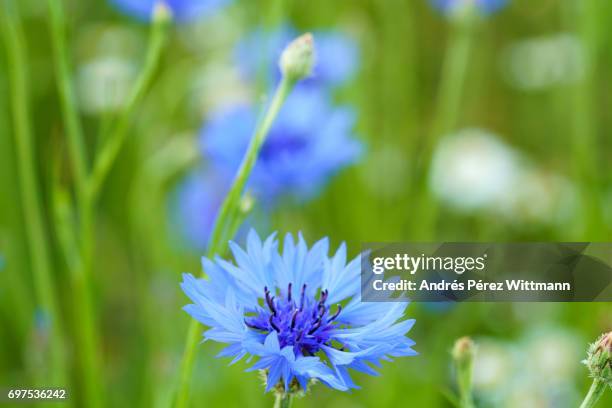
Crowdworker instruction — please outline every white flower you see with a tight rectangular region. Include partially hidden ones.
[430,128,520,211]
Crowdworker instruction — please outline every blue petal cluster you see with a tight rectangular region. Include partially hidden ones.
[431,0,508,15]
[181,231,416,392]
[109,0,231,22]
[201,87,362,201]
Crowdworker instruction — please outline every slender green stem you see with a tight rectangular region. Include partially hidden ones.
[46,2,105,405]
[456,362,475,408]
[565,0,605,240]
[46,0,88,201]
[207,76,295,256]
[274,393,294,408]
[173,75,297,408]
[579,378,607,408]
[71,261,103,408]
[266,0,285,28]
[453,337,476,408]
[89,9,170,199]
[51,162,80,273]
[413,17,475,239]
[433,21,474,142]
[0,0,67,387]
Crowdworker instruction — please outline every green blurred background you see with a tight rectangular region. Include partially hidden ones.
[1,0,611,407]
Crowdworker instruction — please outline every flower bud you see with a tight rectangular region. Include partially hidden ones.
[153,1,173,24]
[453,336,476,365]
[584,332,612,387]
[279,33,315,82]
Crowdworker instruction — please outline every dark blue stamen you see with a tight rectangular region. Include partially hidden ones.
[299,284,306,311]
[248,282,342,355]
[328,304,342,322]
[291,310,299,329]
[318,303,326,316]
[269,315,280,332]
[308,319,322,334]
[319,289,328,303]
[264,287,277,315]
[244,319,266,331]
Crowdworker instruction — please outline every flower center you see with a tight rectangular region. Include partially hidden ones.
[245,283,343,356]
[259,133,308,162]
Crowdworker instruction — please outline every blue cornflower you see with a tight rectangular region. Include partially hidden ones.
[235,25,360,88]
[109,0,231,22]
[431,0,508,15]
[181,231,416,392]
[201,87,362,201]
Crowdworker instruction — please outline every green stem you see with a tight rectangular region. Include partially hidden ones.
[0,0,67,387]
[413,16,475,239]
[433,21,474,142]
[89,8,170,199]
[46,0,88,201]
[453,337,476,408]
[206,75,296,256]
[46,2,104,405]
[566,0,605,240]
[579,378,607,408]
[172,75,297,408]
[71,259,103,408]
[456,362,475,408]
[274,393,294,408]
[69,193,104,408]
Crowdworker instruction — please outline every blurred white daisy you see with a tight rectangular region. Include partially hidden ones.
[430,128,520,211]
[430,128,577,226]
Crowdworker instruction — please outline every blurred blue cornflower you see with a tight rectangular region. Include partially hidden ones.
[173,29,362,248]
[109,0,231,22]
[201,87,362,201]
[181,231,416,392]
[431,0,508,16]
[235,24,360,88]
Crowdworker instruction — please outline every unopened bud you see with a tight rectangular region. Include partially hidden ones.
[453,336,475,365]
[584,332,612,387]
[153,1,173,24]
[279,33,315,82]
